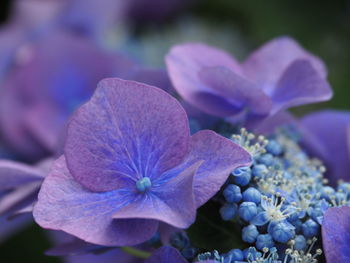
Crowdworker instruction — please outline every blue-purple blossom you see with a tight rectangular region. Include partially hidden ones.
[301,110,350,185]
[165,37,332,127]
[33,78,252,246]
[322,206,350,262]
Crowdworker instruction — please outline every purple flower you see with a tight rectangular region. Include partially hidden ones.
[144,246,187,263]
[301,110,350,185]
[33,78,251,246]
[166,36,332,127]
[0,158,52,217]
[322,206,350,262]
[0,30,133,160]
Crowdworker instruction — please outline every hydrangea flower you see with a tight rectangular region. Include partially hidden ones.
[0,30,130,159]
[322,206,350,263]
[165,37,332,127]
[33,78,252,246]
[301,110,350,185]
[0,158,52,217]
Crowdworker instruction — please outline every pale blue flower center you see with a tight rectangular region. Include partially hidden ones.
[136,177,152,193]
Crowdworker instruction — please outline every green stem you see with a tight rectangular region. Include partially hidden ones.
[121,246,151,259]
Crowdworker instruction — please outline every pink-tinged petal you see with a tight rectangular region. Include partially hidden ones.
[166,43,242,117]
[0,160,45,191]
[271,60,332,114]
[322,206,350,263]
[145,246,187,263]
[188,130,252,207]
[65,78,190,192]
[301,110,350,184]
[243,36,327,94]
[112,162,200,229]
[33,156,159,246]
[199,67,272,116]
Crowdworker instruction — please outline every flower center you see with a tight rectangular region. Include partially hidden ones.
[136,177,152,193]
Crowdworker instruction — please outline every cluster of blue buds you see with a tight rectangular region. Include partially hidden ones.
[195,127,350,262]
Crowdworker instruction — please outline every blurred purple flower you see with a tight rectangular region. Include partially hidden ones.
[166,36,332,127]
[0,30,133,160]
[0,158,52,217]
[33,78,251,246]
[301,110,350,185]
[144,246,187,263]
[322,206,350,263]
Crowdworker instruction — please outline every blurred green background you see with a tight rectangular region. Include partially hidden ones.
[0,0,349,262]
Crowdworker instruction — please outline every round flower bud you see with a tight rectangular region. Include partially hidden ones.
[256,234,274,250]
[302,219,319,238]
[238,202,258,222]
[266,140,283,156]
[242,187,261,204]
[242,225,259,243]
[220,203,238,221]
[270,221,295,243]
[294,235,307,250]
[232,167,252,186]
[223,184,242,203]
[252,164,268,178]
[257,153,274,166]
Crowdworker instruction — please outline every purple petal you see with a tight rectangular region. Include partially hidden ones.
[166,43,243,117]
[33,156,159,246]
[65,78,190,192]
[271,60,332,114]
[243,36,327,94]
[199,66,272,116]
[252,111,298,135]
[322,206,350,263]
[0,160,45,191]
[145,246,187,263]
[0,181,40,216]
[112,162,200,229]
[187,130,252,207]
[301,110,350,184]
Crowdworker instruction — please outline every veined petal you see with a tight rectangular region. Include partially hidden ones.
[33,156,158,246]
[112,162,200,229]
[166,43,242,117]
[271,60,332,114]
[322,206,350,263]
[243,36,327,94]
[65,78,190,192]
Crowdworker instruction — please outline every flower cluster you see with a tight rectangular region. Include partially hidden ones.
[0,3,349,262]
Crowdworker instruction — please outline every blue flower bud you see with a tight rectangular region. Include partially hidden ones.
[220,203,238,221]
[256,234,274,250]
[302,219,319,238]
[257,153,274,166]
[242,187,261,204]
[181,247,197,259]
[227,248,244,261]
[238,202,258,222]
[242,225,259,243]
[270,221,295,243]
[266,140,283,156]
[223,184,242,203]
[232,167,252,186]
[252,164,268,178]
[293,235,307,250]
